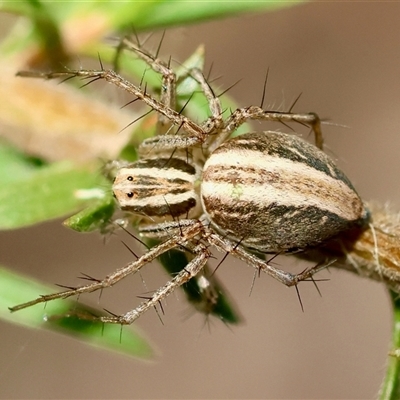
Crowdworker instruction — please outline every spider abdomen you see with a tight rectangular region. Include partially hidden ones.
[201,131,369,253]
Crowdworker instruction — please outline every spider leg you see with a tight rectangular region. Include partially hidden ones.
[207,231,325,287]
[120,37,177,132]
[137,68,228,155]
[17,69,206,147]
[190,68,223,124]
[120,38,223,135]
[9,220,203,313]
[99,242,211,325]
[212,105,323,151]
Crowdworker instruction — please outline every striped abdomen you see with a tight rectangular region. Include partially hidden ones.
[201,131,369,253]
[113,158,200,218]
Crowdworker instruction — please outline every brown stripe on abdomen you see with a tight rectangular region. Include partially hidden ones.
[201,132,368,252]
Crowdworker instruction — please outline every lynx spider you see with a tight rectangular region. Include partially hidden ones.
[11,37,366,325]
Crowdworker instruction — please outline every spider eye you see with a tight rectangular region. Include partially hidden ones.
[127,176,133,181]
[127,192,134,198]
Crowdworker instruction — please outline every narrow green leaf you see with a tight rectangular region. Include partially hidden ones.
[0,1,35,14]
[106,1,299,31]
[1,0,299,34]
[0,161,107,229]
[64,196,116,233]
[1,266,154,359]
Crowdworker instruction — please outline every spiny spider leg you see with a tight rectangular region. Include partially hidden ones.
[9,220,204,313]
[214,106,323,153]
[16,68,206,145]
[17,68,322,152]
[100,243,211,325]
[207,231,324,287]
[98,221,327,325]
[190,68,223,122]
[140,220,324,286]
[120,36,224,143]
[119,37,177,130]
[138,68,227,158]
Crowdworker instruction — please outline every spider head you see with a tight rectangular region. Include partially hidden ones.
[113,157,202,219]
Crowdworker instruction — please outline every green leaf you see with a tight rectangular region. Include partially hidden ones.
[13,1,295,32]
[0,266,154,359]
[64,196,116,233]
[1,1,303,62]
[0,0,36,14]
[0,157,108,230]
[106,1,298,31]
